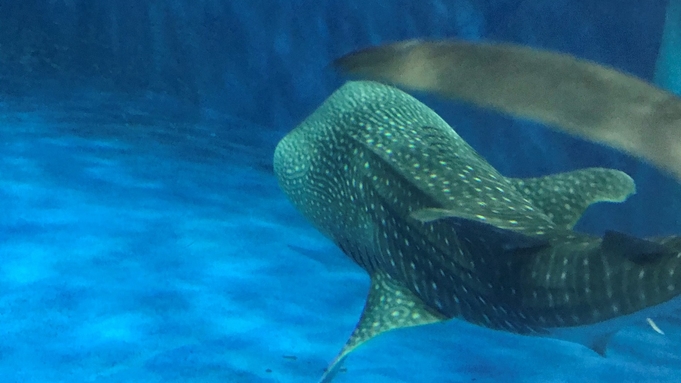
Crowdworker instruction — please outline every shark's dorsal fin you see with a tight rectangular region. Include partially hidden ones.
[602,230,668,264]
[509,168,635,229]
[319,272,445,383]
[587,331,615,357]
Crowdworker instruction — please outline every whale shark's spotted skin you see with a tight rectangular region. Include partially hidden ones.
[273,81,681,382]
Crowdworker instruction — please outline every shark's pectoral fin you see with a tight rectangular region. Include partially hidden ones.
[319,271,445,383]
[509,168,635,229]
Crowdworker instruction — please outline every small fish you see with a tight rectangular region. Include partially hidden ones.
[273,81,681,382]
[646,318,665,335]
[334,39,681,182]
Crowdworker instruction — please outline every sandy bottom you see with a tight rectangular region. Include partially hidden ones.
[0,91,679,383]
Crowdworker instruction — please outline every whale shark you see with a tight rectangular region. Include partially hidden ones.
[273,81,681,382]
[333,39,681,182]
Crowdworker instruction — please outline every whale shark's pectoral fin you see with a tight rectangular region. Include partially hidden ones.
[319,271,445,383]
[509,168,635,229]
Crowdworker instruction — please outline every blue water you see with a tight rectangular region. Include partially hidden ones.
[1,1,680,382]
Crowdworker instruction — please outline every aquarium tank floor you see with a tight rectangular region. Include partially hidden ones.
[1,88,680,383]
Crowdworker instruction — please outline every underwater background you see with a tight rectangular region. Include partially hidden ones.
[1,1,680,382]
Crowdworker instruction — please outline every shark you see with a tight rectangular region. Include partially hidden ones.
[273,80,681,382]
[333,39,681,182]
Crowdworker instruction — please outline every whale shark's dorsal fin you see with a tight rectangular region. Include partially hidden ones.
[586,331,615,357]
[409,167,635,232]
[509,168,636,229]
[319,271,445,383]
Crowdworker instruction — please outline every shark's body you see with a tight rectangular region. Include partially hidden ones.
[334,39,681,182]
[273,81,681,382]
